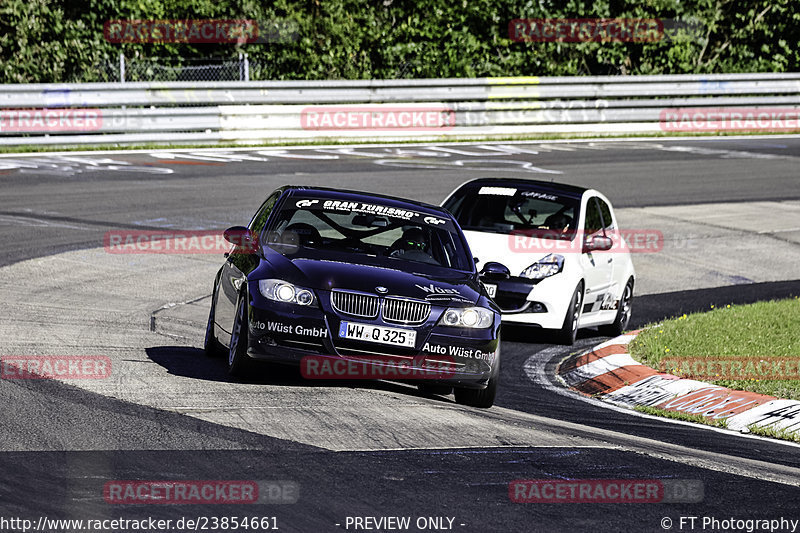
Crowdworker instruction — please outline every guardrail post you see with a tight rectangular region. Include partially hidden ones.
[119,52,125,83]
[244,53,250,82]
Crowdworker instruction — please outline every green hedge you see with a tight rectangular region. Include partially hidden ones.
[1,0,797,83]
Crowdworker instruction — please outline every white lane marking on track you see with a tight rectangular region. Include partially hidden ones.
[758,226,800,234]
[153,151,269,162]
[255,150,339,159]
[428,145,540,156]
[373,158,563,174]
[656,144,784,159]
[0,138,791,177]
[313,148,379,157]
[0,214,89,230]
[0,156,174,175]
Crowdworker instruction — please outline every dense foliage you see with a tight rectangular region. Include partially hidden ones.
[1,0,797,82]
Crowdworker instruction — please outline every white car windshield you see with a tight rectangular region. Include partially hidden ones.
[444,185,580,240]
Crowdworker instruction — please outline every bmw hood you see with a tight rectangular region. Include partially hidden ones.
[266,253,481,306]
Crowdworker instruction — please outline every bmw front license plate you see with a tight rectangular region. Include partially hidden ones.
[338,321,416,348]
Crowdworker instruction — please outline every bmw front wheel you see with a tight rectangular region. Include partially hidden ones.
[228,289,255,377]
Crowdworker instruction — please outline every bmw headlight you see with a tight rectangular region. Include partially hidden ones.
[439,307,494,328]
[520,253,564,280]
[258,279,316,306]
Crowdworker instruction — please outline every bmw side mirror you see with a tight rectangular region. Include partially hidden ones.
[223,226,259,253]
[584,235,613,252]
[480,261,511,279]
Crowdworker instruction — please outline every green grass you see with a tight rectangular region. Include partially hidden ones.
[1,129,798,154]
[634,405,728,428]
[629,297,800,400]
[747,424,800,443]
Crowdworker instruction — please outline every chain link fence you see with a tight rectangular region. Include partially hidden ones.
[96,54,252,82]
[93,54,419,83]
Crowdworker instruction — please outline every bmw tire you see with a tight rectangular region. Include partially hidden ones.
[454,346,500,409]
[228,289,255,377]
[204,282,224,358]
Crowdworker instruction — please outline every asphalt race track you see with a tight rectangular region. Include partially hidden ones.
[1,137,800,532]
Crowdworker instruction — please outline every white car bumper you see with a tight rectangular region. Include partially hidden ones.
[485,275,576,330]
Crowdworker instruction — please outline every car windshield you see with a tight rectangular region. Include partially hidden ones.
[444,184,581,240]
[264,196,473,271]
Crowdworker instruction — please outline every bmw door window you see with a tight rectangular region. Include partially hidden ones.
[250,191,282,233]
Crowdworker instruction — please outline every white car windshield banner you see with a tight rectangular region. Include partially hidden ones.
[478,186,517,196]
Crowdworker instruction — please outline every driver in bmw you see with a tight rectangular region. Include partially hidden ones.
[390,226,435,264]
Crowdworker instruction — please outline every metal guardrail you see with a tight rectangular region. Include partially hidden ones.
[1,73,799,146]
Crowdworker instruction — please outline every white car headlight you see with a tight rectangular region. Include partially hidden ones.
[439,307,494,328]
[520,253,564,280]
[259,279,316,306]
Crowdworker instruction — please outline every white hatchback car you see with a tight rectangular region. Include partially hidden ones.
[442,178,635,344]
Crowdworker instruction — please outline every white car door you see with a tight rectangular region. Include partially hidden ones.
[595,195,626,308]
[579,196,615,315]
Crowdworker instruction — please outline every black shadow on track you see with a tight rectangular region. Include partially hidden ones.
[145,346,460,404]
[2,446,799,532]
[631,279,800,328]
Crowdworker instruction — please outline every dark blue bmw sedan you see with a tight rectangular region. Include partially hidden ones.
[205,186,501,407]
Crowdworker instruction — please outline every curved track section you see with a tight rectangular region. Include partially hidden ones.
[2,138,800,531]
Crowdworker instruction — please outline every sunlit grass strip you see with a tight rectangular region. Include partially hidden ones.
[629,297,800,400]
[747,424,800,443]
[634,405,728,428]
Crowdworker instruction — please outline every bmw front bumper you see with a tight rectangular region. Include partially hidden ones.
[245,298,500,389]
